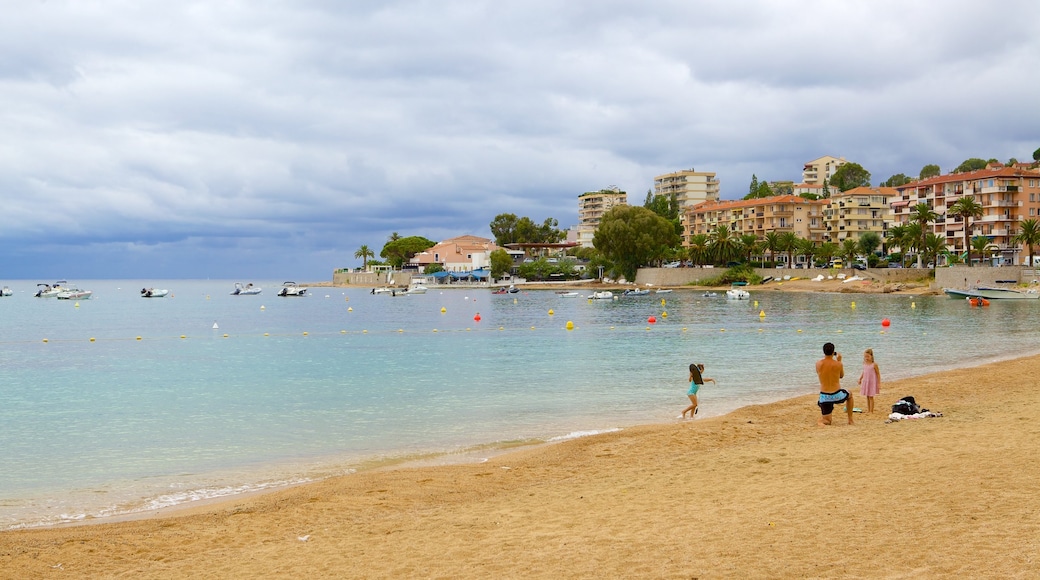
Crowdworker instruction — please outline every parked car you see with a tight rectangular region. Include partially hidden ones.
[663,261,681,268]
[852,264,867,271]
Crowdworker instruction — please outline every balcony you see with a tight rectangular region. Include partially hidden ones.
[978,186,1019,194]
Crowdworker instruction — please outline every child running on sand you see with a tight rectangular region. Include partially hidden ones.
[681,363,716,419]
[858,348,881,413]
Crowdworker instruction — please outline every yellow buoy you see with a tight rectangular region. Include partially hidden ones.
[441,307,446,313]
[42,338,48,343]
[548,309,554,316]
[797,329,803,333]
[661,299,666,306]
[682,327,687,332]
[264,332,269,336]
[180,335,186,339]
[89,337,95,342]
[661,311,668,318]
[362,329,368,333]
[433,329,438,333]
[754,300,759,307]
[851,301,856,309]
[759,310,765,318]
[566,321,574,330]
[340,330,346,334]
[398,329,403,333]
[74,302,80,308]
[303,331,308,336]
[223,333,228,338]
[260,305,266,310]
[347,307,352,312]
[136,336,143,341]
[911,302,916,309]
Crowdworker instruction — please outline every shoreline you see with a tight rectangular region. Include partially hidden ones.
[4,353,1040,577]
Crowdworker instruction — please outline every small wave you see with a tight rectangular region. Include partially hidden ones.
[142,477,315,511]
[547,428,621,442]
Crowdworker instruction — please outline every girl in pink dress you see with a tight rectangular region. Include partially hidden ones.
[857,348,881,413]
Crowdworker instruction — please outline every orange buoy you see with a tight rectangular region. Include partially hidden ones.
[881,318,891,327]
[474,313,481,322]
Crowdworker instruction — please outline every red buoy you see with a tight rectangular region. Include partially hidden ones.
[474,313,481,322]
[648,316,657,324]
[881,318,891,327]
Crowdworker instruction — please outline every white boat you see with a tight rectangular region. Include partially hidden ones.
[726,288,751,300]
[623,288,651,296]
[141,288,169,298]
[702,291,718,297]
[35,281,68,298]
[277,282,307,297]
[943,286,1039,300]
[401,284,428,295]
[371,287,397,295]
[57,288,93,300]
[231,282,262,296]
[654,289,673,294]
[556,291,580,298]
[0,286,12,297]
[588,291,614,300]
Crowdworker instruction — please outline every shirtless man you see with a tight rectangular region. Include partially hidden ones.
[815,342,853,426]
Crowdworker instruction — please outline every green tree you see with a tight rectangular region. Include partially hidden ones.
[948,196,985,266]
[1014,218,1040,266]
[643,189,682,236]
[778,231,800,269]
[1033,147,1040,162]
[908,203,939,267]
[829,162,872,192]
[923,233,947,268]
[687,234,710,267]
[354,245,374,270]
[857,231,882,259]
[738,233,760,265]
[920,164,941,179]
[970,235,992,266]
[882,174,911,187]
[424,262,444,274]
[840,238,859,266]
[748,174,759,198]
[593,206,679,281]
[380,236,436,268]
[763,232,781,266]
[954,158,988,173]
[796,238,817,268]
[489,248,513,279]
[489,214,564,246]
[708,224,741,265]
[903,223,923,267]
[886,224,908,260]
[817,242,838,266]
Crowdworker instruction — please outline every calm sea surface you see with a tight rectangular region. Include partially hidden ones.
[1,279,1036,529]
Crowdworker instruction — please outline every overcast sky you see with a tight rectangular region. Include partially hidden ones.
[3,1,1038,280]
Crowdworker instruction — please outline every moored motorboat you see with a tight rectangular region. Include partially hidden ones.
[277,282,307,296]
[622,288,651,296]
[231,283,262,295]
[57,288,93,300]
[556,291,580,297]
[0,286,12,297]
[141,288,169,298]
[943,286,1039,300]
[726,287,751,300]
[588,291,614,300]
[35,281,68,298]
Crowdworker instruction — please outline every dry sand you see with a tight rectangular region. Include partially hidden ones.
[3,354,1039,578]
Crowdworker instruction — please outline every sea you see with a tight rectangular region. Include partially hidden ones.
[1,279,1037,530]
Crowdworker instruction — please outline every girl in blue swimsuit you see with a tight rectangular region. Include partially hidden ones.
[681,363,716,419]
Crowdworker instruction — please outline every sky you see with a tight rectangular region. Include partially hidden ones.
[3,1,1039,280]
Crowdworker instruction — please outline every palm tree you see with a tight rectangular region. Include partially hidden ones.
[796,238,817,268]
[778,231,800,269]
[1014,218,1040,266]
[687,234,709,267]
[764,232,781,267]
[708,225,739,265]
[948,196,984,266]
[817,242,839,266]
[970,235,992,267]
[840,238,858,266]
[908,203,939,267]
[738,233,760,265]
[354,245,374,270]
[902,223,923,267]
[886,224,908,264]
[923,233,947,269]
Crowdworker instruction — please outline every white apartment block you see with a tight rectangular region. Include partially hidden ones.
[653,168,720,208]
[577,187,628,248]
[802,156,847,186]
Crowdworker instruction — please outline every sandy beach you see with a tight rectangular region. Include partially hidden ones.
[3,351,1038,578]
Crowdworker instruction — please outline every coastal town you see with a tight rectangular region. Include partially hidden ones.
[338,154,1040,295]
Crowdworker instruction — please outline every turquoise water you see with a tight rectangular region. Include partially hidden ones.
[1,280,1036,528]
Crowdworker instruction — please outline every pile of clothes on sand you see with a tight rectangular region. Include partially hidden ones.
[885,396,943,423]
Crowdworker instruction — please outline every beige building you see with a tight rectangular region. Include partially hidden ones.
[823,186,898,244]
[577,187,627,248]
[891,164,1040,264]
[653,168,721,208]
[686,195,828,253]
[802,155,847,186]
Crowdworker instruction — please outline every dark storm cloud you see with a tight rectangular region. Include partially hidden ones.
[1,0,1038,279]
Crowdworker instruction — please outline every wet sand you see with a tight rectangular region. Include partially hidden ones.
[3,352,1039,578]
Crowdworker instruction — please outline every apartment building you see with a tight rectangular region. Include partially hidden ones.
[577,187,627,248]
[891,164,1040,264]
[802,156,847,186]
[685,195,828,255]
[654,168,721,208]
[823,186,898,244]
